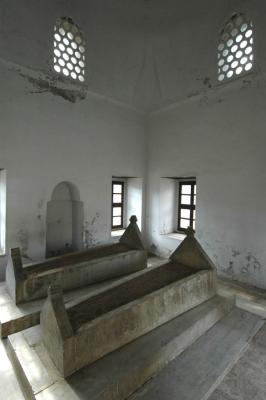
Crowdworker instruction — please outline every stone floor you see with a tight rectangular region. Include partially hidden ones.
[209,323,266,400]
[130,309,264,400]
[0,339,24,399]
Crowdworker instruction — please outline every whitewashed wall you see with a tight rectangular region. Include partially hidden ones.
[0,62,145,280]
[145,0,266,289]
[146,75,266,289]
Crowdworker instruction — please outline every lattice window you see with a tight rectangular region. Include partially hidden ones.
[54,17,85,82]
[218,13,253,82]
[177,181,196,232]
[112,181,124,230]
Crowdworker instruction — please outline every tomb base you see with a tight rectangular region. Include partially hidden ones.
[7,296,233,400]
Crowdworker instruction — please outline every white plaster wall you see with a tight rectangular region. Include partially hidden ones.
[144,0,266,289]
[147,75,266,289]
[159,178,177,235]
[127,178,143,230]
[0,63,145,280]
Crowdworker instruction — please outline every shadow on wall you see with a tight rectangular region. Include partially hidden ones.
[46,182,84,258]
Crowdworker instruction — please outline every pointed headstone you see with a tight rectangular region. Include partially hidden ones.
[9,248,24,281]
[170,227,216,270]
[119,215,145,250]
[42,284,73,339]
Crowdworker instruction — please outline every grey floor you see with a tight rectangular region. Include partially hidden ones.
[130,309,265,400]
[209,323,266,400]
[0,340,24,400]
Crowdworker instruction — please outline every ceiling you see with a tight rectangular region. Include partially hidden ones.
[0,0,262,112]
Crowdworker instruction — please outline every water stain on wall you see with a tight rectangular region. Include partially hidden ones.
[223,249,262,278]
[16,229,32,261]
[232,249,241,257]
[83,213,101,248]
[203,77,212,89]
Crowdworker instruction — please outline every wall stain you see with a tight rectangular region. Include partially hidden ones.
[49,242,74,258]
[150,243,158,253]
[199,95,209,106]
[222,249,262,279]
[228,260,234,275]
[187,91,200,99]
[21,73,86,103]
[37,199,45,209]
[242,79,252,87]
[232,249,241,257]
[241,265,250,275]
[16,229,33,261]
[203,77,212,89]
[83,213,101,248]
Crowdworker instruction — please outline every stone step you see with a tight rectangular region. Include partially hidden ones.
[129,308,264,400]
[0,339,25,400]
[218,277,266,318]
[7,295,232,400]
[209,322,266,400]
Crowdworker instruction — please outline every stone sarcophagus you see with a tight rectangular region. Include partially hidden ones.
[6,216,147,304]
[40,228,217,377]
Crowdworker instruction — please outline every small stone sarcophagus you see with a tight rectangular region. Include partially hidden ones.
[40,228,217,377]
[6,216,147,304]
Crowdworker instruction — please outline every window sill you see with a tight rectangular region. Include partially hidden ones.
[111,229,125,238]
[161,232,186,241]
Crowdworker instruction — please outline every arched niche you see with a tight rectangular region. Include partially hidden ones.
[46,181,84,257]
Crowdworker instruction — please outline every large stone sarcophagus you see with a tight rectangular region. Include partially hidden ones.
[40,228,217,377]
[6,216,147,304]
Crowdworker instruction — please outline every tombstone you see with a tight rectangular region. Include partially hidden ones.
[40,227,216,377]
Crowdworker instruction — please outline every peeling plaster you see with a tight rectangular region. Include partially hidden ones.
[21,73,87,103]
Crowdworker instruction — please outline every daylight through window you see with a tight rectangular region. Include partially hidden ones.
[178,181,196,232]
[218,13,253,82]
[54,17,85,82]
[112,181,124,230]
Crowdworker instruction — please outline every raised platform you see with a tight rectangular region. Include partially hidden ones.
[7,296,233,400]
[6,215,146,304]
[0,339,24,400]
[218,277,266,318]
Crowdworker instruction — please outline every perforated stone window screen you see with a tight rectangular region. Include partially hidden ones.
[218,14,253,82]
[54,17,85,82]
